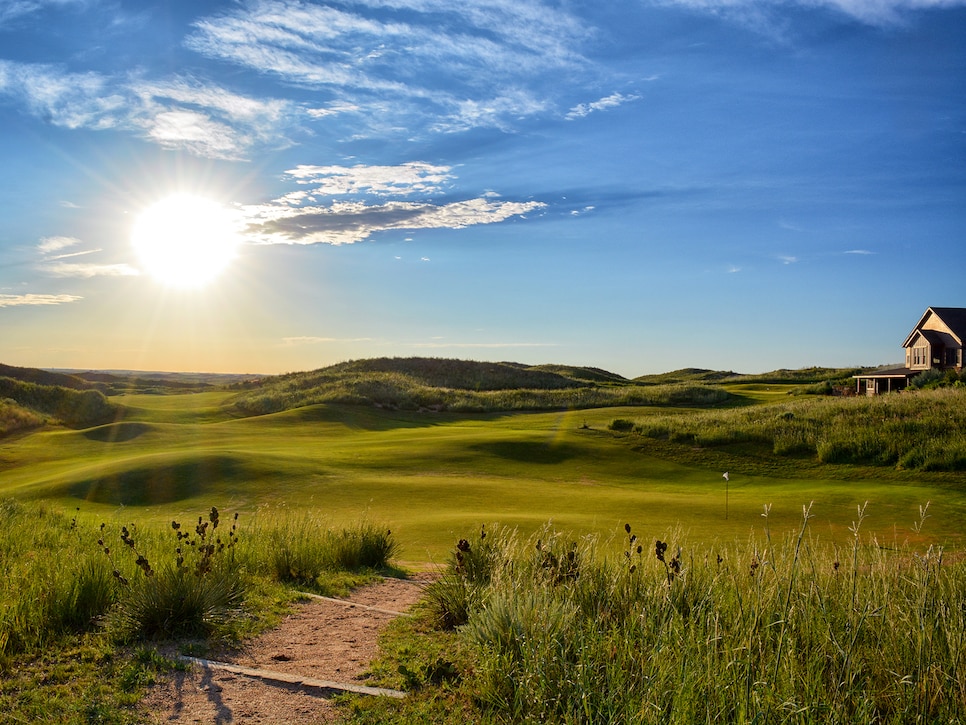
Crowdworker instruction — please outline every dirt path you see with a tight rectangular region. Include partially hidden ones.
[139,578,427,724]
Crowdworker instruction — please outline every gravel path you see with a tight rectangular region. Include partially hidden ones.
[138,578,427,724]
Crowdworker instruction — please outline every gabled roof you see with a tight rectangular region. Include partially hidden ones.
[902,307,966,348]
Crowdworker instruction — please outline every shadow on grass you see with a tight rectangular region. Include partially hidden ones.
[63,454,247,506]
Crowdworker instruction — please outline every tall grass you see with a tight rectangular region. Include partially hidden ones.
[0,398,45,436]
[0,500,115,658]
[432,512,966,724]
[626,387,966,472]
[0,501,400,659]
[245,512,399,588]
[0,377,115,428]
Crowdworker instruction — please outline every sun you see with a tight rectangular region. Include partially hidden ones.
[131,194,242,288]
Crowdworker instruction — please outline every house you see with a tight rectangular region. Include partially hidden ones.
[853,306,966,395]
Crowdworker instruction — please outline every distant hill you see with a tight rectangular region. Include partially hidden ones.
[311,357,595,391]
[227,356,733,415]
[634,366,871,386]
[634,368,742,385]
[0,363,102,391]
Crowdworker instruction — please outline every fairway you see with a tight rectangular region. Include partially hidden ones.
[1,391,963,562]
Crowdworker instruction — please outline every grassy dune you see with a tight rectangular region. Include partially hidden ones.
[2,387,964,559]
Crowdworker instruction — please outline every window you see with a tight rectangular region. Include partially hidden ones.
[912,346,928,367]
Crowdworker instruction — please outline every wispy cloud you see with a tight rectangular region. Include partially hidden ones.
[185,0,591,135]
[406,340,558,349]
[36,235,139,278]
[0,0,86,25]
[42,262,139,278]
[282,336,374,345]
[0,293,82,307]
[653,0,966,29]
[0,61,300,159]
[37,236,81,254]
[286,162,454,196]
[566,92,641,120]
[778,255,798,264]
[243,162,545,245]
[844,249,875,255]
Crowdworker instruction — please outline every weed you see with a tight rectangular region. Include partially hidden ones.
[100,507,246,641]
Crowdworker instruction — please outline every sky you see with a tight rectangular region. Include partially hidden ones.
[0,0,964,378]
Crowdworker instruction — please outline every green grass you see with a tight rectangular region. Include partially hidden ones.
[2,393,965,560]
[0,498,400,723]
[2,374,965,723]
[352,518,966,724]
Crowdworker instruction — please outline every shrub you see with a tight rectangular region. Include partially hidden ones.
[608,418,634,432]
[100,507,246,642]
[909,368,945,390]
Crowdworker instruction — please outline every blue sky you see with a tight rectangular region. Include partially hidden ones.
[0,0,963,377]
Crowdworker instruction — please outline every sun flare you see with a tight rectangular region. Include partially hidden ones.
[131,194,242,288]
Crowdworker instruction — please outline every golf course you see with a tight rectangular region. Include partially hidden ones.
[1,358,964,723]
[2,360,964,558]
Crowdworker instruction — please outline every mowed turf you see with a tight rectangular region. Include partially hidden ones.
[1,391,963,561]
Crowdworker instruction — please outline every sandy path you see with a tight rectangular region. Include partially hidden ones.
[139,578,427,724]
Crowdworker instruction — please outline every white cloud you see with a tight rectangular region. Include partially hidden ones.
[406,340,558,349]
[185,0,591,136]
[240,161,546,245]
[286,162,454,196]
[282,336,374,345]
[844,249,874,255]
[306,102,360,118]
[42,262,139,278]
[244,196,546,245]
[566,92,641,120]
[0,293,82,307]
[0,0,87,25]
[653,0,966,28]
[37,236,82,254]
[0,61,300,160]
[778,255,798,264]
[45,248,99,261]
[36,236,139,277]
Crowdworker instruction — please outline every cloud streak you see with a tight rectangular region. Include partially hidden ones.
[42,262,139,278]
[0,293,82,307]
[653,0,966,28]
[566,92,641,120]
[35,235,139,278]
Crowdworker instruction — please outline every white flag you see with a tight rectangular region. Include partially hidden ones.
[723,472,729,481]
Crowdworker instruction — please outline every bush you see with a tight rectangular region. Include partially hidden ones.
[909,368,945,390]
[106,563,245,641]
[608,418,634,432]
[100,507,247,642]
